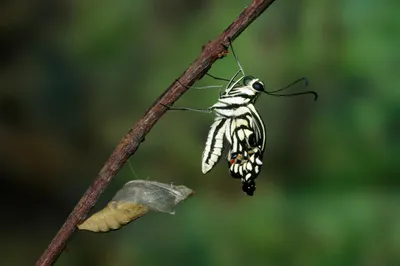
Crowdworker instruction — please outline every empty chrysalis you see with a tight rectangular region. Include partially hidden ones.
[78,180,194,232]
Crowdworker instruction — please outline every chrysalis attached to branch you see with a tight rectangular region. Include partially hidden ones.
[78,180,194,232]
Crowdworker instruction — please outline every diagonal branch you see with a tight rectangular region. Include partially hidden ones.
[35,0,276,265]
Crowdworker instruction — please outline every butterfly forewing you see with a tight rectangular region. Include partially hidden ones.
[202,117,230,174]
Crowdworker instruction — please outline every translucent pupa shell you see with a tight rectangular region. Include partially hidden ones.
[78,180,194,232]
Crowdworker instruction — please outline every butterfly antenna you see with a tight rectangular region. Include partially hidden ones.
[265,77,318,101]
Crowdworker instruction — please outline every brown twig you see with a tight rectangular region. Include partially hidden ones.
[36,0,276,265]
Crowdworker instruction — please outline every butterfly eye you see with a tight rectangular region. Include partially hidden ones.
[243,76,255,86]
[252,81,264,91]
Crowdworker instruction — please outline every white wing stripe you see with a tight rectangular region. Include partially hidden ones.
[202,117,229,174]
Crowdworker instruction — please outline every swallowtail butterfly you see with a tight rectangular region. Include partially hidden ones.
[164,38,318,196]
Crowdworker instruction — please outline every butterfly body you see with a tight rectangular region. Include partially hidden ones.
[166,39,317,195]
[201,76,267,195]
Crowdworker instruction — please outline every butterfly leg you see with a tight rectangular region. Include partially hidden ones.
[160,103,213,114]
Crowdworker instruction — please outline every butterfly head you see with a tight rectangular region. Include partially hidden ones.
[243,76,265,93]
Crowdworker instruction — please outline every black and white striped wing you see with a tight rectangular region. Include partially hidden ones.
[227,105,266,154]
[226,106,266,195]
[228,120,265,179]
[247,104,266,151]
[202,117,230,174]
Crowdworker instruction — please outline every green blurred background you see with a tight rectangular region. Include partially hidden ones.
[1,0,399,265]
